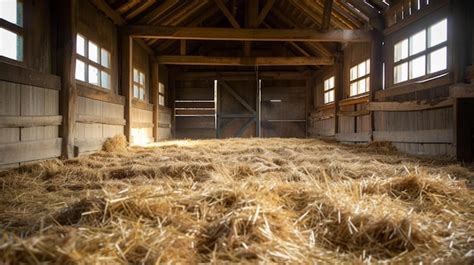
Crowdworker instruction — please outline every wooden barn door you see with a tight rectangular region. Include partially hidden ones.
[174,79,216,139]
[260,79,307,138]
[217,79,258,138]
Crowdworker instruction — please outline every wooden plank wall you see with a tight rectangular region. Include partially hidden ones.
[0,77,62,169]
[309,1,458,156]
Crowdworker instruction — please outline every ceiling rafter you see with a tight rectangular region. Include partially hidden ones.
[256,0,275,26]
[268,6,334,57]
[89,0,154,55]
[321,0,334,30]
[136,0,179,24]
[214,0,241,28]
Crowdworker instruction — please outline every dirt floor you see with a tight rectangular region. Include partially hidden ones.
[0,138,473,264]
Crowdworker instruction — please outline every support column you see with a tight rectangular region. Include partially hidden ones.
[334,57,343,135]
[57,0,78,158]
[151,61,160,142]
[369,31,384,141]
[121,35,133,143]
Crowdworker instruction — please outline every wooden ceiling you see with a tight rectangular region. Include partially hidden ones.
[97,0,391,58]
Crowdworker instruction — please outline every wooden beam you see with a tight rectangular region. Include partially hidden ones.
[373,129,453,144]
[214,0,240,28]
[0,116,62,128]
[156,55,334,66]
[450,83,474,98]
[337,109,370,117]
[321,0,333,30]
[368,98,454,112]
[0,61,61,90]
[123,26,372,42]
[57,0,77,159]
[76,114,126,126]
[121,35,133,142]
[335,132,371,142]
[77,84,125,105]
[256,0,275,26]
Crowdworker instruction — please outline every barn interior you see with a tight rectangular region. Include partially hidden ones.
[0,0,473,263]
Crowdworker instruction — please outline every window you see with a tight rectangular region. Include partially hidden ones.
[75,34,112,90]
[323,76,335,104]
[133,68,146,101]
[159,82,165,106]
[349,59,370,97]
[393,18,447,84]
[0,0,23,61]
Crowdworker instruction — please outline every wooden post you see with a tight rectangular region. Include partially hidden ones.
[151,61,160,142]
[57,0,77,158]
[121,35,133,143]
[334,57,343,135]
[244,0,258,57]
[369,31,384,141]
[180,40,186,56]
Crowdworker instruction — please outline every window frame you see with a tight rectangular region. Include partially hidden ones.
[133,68,146,101]
[75,33,112,91]
[392,18,448,86]
[158,82,165,106]
[349,59,371,97]
[323,76,335,104]
[0,0,24,65]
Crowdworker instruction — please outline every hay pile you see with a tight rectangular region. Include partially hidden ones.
[0,138,473,264]
[102,135,128,153]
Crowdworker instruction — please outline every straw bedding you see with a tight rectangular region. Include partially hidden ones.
[0,138,473,264]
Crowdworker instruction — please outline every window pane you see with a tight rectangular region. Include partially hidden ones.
[357,78,366,94]
[133,69,139,82]
[133,85,139,98]
[429,19,447,47]
[366,59,370,74]
[394,62,408,84]
[358,61,366,77]
[159,83,165,94]
[140,88,145,100]
[0,0,22,26]
[88,65,99,85]
[409,55,426,79]
[0,28,22,61]
[159,95,165,106]
[428,47,447,74]
[324,79,329,91]
[366,77,370,92]
[140,72,145,85]
[329,76,335,88]
[101,71,111,89]
[77,34,85,56]
[75,60,86,81]
[350,82,357,96]
[409,30,426,56]
[101,48,110,68]
[329,90,334,103]
[394,39,408,62]
[88,41,99,63]
[350,66,358,81]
